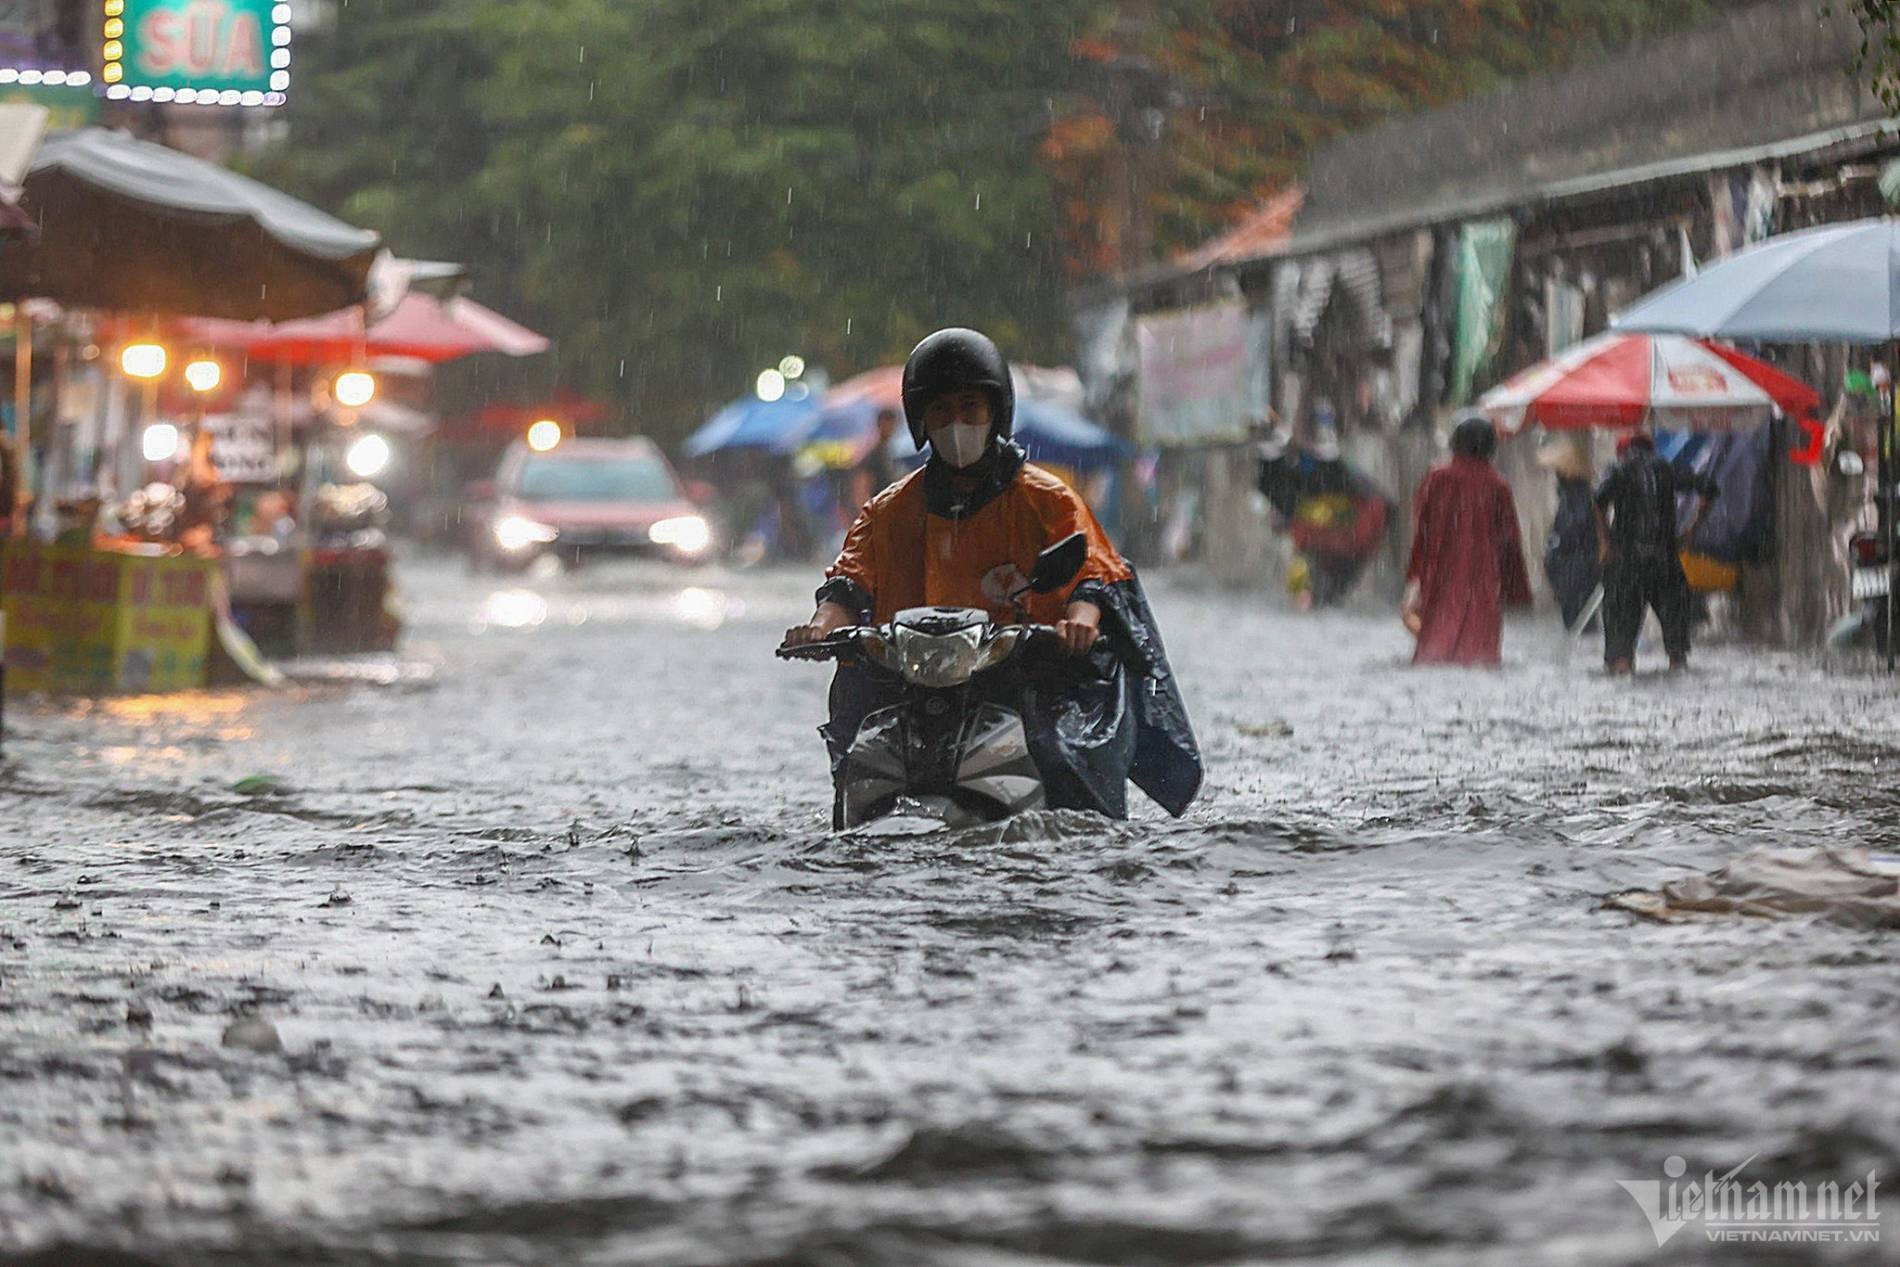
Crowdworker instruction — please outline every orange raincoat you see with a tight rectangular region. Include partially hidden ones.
[823,461,1129,623]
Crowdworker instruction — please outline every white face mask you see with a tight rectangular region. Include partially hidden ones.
[929,422,990,469]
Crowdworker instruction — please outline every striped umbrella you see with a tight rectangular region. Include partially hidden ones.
[1480,331,1818,435]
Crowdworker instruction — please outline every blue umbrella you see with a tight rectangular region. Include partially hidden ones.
[1013,398,1131,469]
[838,398,1128,471]
[1615,218,1900,343]
[682,388,820,458]
[775,397,877,455]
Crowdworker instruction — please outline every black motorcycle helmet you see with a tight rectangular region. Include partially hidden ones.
[900,327,1015,451]
[1450,410,1498,461]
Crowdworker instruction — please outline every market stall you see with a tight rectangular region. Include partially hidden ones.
[0,128,382,692]
[1615,217,1900,666]
[178,284,550,654]
[1480,329,1821,631]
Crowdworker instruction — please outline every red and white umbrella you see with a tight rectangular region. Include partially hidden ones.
[1481,331,1819,435]
[177,291,549,366]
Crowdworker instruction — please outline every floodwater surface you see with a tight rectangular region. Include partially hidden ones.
[2,558,1897,1265]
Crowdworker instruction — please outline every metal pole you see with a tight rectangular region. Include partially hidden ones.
[1887,341,1897,672]
[12,307,29,539]
[274,360,293,486]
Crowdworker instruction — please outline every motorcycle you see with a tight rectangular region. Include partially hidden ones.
[1843,529,1893,653]
[777,533,1089,830]
[1828,450,1898,655]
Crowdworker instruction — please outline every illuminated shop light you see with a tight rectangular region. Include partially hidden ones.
[184,359,222,393]
[333,371,377,409]
[141,423,181,462]
[120,342,167,380]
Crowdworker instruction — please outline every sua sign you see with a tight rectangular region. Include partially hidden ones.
[103,0,291,105]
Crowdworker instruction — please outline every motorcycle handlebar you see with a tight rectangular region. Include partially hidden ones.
[775,623,1066,662]
[774,626,869,661]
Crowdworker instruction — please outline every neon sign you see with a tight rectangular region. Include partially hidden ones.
[102,0,289,106]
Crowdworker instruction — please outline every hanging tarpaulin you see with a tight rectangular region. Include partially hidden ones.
[1135,300,1252,446]
[1451,218,1516,406]
[1710,168,1778,259]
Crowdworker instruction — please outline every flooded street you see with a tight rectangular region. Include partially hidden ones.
[3,556,1898,1265]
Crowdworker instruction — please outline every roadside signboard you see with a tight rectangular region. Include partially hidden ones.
[104,0,289,105]
[2,544,212,693]
[0,81,99,127]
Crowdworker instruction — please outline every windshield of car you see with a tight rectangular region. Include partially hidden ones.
[514,456,678,503]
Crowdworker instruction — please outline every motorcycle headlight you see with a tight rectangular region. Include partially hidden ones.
[891,625,985,688]
[649,515,711,554]
[854,631,895,671]
[494,514,558,552]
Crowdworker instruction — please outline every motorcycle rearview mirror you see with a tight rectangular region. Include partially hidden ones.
[1027,532,1089,594]
[1837,450,1867,478]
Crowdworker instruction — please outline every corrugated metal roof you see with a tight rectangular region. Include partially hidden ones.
[1224,0,1890,267]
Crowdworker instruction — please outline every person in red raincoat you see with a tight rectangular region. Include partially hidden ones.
[1403,413,1532,666]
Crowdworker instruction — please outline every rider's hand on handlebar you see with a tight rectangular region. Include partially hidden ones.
[1054,599,1101,656]
[782,600,854,649]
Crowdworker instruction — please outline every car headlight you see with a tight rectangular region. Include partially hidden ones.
[891,625,985,688]
[494,514,558,552]
[649,515,710,553]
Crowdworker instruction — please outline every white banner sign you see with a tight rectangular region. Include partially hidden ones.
[1135,301,1253,446]
[203,411,279,484]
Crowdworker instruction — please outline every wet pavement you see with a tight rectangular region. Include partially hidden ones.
[2,555,1897,1265]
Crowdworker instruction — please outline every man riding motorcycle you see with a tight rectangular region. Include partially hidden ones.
[781,327,1202,820]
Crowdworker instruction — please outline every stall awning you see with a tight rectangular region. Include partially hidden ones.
[0,127,381,320]
[179,291,549,364]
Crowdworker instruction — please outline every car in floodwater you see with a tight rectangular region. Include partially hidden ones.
[467,436,713,571]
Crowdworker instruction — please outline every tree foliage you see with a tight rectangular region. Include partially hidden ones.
[260,0,1747,443]
[264,0,1092,441]
[1836,0,1900,111]
[1045,0,1753,276]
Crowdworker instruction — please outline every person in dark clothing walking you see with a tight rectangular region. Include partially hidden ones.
[849,408,901,509]
[1537,437,1601,630]
[1592,432,1719,674]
